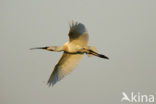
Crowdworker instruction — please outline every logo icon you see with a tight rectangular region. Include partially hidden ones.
[121,92,155,103]
[121,92,130,102]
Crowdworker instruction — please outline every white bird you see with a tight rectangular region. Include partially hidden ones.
[31,21,109,86]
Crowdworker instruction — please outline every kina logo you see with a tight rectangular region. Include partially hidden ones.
[121,92,155,103]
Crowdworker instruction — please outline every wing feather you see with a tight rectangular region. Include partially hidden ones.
[68,21,89,41]
[47,53,83,86]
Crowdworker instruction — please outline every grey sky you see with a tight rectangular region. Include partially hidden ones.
[1,0,156,104]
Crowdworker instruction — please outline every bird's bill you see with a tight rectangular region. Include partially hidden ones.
[30,47,48,50]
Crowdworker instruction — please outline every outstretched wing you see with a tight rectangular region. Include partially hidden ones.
[68,21,89,47]
[47,53,83,86]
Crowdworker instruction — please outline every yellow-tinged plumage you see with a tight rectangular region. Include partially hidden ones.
[30,21,109,86]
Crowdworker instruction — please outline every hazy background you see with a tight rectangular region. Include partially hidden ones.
[1,0,156,104]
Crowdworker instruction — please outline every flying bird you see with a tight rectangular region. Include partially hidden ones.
[31,21,109,86]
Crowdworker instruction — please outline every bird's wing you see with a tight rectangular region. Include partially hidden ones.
[68,21,89,46]
[47,52,83,86]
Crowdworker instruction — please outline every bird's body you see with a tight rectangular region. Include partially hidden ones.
[31,21,109,86]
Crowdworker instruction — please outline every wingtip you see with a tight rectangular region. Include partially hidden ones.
[69,20,75,28]
[47,80,56,87]
[47,77,57,87]
[69,20,84,28]
[47,82,54,87]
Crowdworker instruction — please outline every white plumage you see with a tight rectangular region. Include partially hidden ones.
[31,21,109,86]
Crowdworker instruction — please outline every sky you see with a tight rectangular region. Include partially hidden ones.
[0,0,156,104]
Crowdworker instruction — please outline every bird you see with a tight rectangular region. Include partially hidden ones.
[30,21,109,86]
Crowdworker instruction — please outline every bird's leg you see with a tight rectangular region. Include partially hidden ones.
[88,50,109,59]
[30,46,63,52]
[86,46,97,57]
[80,47,109,59]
